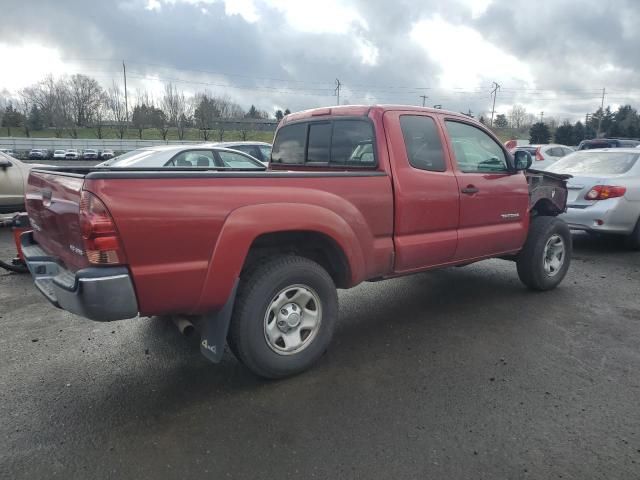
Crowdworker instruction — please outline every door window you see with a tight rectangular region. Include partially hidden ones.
[399,115,446,172]
[166,150,217,167]
[445,121,508,173]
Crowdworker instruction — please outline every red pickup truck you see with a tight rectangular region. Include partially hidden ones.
[22,106,571,378]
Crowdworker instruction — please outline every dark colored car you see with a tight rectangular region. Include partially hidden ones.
[213,142,272,164]
[577,138,640,150]
[28,149,47,160]
[83,149,99,160]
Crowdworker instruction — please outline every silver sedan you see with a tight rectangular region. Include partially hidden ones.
[96,145,266,169]
[546,148,640,249]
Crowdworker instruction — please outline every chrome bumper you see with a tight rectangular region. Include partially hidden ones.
[21,232,138,322]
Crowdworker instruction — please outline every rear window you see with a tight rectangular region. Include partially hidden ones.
[108,149,155,166]
[547,151,639,175]
[580,141,611,150]
[271,119,375,167]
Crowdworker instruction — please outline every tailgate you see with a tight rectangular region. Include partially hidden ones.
[25,170,90,272]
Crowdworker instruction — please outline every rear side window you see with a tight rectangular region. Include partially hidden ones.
[399,115,446,172]
[271,123,306,164]
[271,119,376,167]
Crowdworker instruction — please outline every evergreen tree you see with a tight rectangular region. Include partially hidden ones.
[554,121,574,145]
[494,114,508,128]
[27,105,44,131]
[529,122,551,144]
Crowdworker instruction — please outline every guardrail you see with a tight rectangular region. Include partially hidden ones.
[0,137,203,153]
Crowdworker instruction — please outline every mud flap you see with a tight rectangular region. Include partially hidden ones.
[199,279,239,363]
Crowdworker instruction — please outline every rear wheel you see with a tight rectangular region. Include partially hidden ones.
[625,217,640,250]
[228,255,337,379]
[517,216,572,291]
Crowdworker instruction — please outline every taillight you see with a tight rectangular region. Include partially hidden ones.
[584,185,627,201]
[79,191,126,265]
[535,147,544,161]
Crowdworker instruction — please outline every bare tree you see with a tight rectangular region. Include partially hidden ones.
[51,81,73,138]
[22,75,58,127]
[509,104,527,129]
[17,91,33,137]
[67,74,104,126]
[93,92,108,139]
[107,81,128,140]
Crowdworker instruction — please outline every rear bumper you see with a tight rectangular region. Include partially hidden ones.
[21,232,138,321]
[560,198,638,235]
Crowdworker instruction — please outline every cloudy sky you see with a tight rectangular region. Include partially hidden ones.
[1,0,639,121]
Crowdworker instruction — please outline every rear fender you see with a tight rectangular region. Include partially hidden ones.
[194,203,366,312]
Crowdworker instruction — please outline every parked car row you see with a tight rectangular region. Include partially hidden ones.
[27,148,115,160]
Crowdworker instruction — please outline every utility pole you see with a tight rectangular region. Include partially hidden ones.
[334,79,341,106]
[596,87,606,137]
[123,60,129,123]
[539,111,544,123]
[490,81,500,127]
[420,95,428,107]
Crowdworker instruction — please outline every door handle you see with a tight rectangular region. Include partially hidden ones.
[461,185,479,194]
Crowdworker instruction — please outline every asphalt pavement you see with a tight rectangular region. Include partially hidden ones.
[1,228,639,479]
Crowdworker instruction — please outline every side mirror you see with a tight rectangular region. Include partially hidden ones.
[514,150,532,171]
[0,158,12,169]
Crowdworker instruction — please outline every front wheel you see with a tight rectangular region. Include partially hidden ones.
[228,255,338,379]
[516,216,572,291]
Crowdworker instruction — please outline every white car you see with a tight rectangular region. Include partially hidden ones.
[96,145,266,169]
[65,149,80,160]
[547,148,640,249]
[53,149,66,159]
[511,144,574,170]
[0,148,14,157]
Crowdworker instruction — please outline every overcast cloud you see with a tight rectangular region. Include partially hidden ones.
[1,0,639,121]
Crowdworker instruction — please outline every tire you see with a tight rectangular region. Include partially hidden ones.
[516,216,572,291]
[625,217,640,251]
[0,259,28,274]
[228,255,338,379]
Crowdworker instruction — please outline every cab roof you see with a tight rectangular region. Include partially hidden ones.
[282,104,472,124]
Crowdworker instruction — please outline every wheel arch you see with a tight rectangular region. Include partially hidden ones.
[194,203,366,312]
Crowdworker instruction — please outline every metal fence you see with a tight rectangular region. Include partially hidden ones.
[0,137,204,153]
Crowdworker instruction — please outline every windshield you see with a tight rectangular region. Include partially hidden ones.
[54,150,65,154]
[547,151,639,175]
